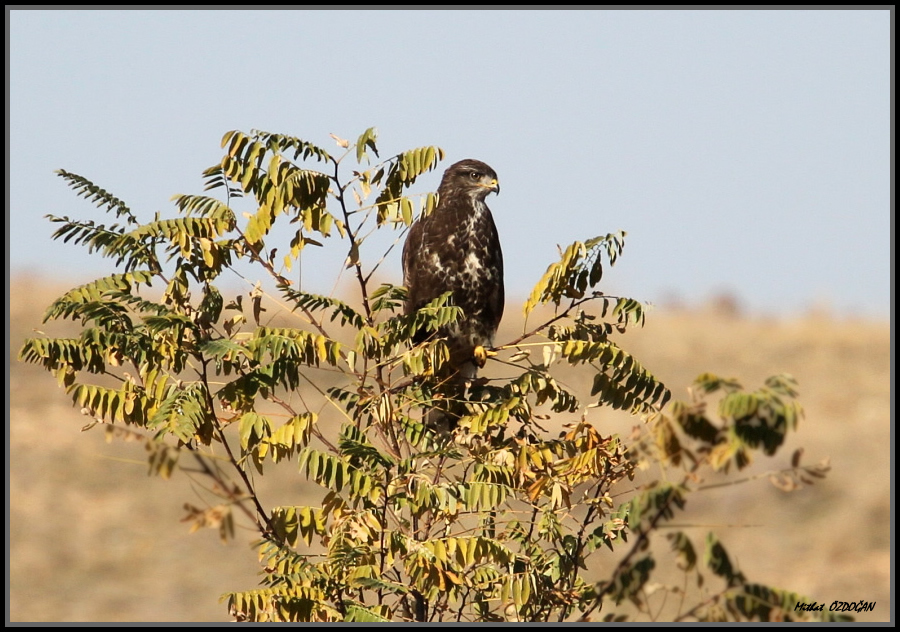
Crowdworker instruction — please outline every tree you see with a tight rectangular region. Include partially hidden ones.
[19,129,847,622]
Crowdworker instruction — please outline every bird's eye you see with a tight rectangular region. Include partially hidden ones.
[470,171,481,180]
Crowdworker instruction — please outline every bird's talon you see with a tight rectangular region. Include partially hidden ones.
[473,345,496,368]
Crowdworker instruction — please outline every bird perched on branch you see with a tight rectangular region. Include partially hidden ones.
[402,159,504,428]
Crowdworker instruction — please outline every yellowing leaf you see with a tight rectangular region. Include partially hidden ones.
[330,133,350,148]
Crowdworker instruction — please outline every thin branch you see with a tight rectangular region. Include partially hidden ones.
[199,357,276,537]
[500,293,625,350]
[578,469,693,622]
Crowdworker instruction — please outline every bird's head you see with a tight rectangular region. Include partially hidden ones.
[439,159,500,202]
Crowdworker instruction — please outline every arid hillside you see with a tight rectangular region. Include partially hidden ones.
[9,278,891,622]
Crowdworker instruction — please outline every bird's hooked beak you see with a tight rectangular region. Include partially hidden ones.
[486,178,500,195]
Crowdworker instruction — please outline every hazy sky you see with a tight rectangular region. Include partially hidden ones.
[9,9,891,318]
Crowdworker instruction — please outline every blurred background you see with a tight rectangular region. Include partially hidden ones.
[9,9,891,622]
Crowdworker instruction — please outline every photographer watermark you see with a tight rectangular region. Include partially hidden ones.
[795,601,876,614]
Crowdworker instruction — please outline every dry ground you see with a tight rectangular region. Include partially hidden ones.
[8,278,892,622]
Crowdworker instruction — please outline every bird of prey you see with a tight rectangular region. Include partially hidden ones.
[402,159,503,427]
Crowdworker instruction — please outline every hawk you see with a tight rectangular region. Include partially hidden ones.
[402,159,504,425]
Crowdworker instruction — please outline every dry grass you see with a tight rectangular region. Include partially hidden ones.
[8,278,891,622]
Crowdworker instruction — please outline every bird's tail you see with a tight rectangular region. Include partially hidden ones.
[424,363,476,434]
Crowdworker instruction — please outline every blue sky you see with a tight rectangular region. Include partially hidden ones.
[9,9,891,318]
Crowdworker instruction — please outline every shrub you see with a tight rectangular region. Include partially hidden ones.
[19,129,845,622]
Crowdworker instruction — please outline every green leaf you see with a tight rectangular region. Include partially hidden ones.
[704,532,745,588]
[355,127,379,163]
